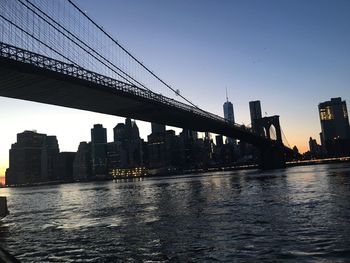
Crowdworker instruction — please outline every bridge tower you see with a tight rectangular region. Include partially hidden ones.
[256,116,286,169]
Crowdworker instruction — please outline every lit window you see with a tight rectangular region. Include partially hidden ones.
[320,106,333,120]
[343,104,348,119]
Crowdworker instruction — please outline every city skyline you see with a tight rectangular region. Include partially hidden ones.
[1,0,350,176]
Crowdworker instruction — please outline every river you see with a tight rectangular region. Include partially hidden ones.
[0,163,350,262]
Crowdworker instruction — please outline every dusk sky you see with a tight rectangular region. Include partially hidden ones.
[1,0,350,176]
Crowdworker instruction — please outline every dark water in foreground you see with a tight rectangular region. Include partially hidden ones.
[1,163,350,262]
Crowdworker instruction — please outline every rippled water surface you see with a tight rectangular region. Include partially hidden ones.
[1,163,350,262]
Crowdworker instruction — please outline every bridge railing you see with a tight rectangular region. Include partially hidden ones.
[0,42,248,132]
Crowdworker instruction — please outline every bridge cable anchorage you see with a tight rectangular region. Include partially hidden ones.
[67,0,212,116]
[15,0,151,93]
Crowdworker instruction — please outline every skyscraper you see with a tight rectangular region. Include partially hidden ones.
[109,118,143,175]
[151,123,166,134]
[6,130,58,185]
[73,141,92,181]
[249,100,263,135]
[223,99,235,123]
[318,97,350,156]
[41,135,59,181]
[309,137,321,158]
[91,124,107,177]
[223,93,235,144]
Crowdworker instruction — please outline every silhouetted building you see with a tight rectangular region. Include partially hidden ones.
[179,129,214,169]
[181,129,198,141]
[73,142,92,181]
[292,146,300,159]
[223,95,235,144]
[41,135,59,181]
[91,124,107,177]
[151,123,166,134]
[6,130,54,185]
[309,137,321,158]
[57,152,76,181]
[319,97,350,156]
[215,135,223,146]
[108,118,143,176]
[249,100,263,135]
[148,130,184,169]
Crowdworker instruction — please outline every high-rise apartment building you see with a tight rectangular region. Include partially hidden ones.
[318,97,350,156]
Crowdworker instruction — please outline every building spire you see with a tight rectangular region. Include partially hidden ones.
[226,87,228,102]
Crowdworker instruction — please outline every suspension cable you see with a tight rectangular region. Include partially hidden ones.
[67,0,205,111]
[0,13,78,67]
[17,0,154,92]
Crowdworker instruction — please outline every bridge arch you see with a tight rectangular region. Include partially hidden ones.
[256,116,282,143]
[269,125,277,140]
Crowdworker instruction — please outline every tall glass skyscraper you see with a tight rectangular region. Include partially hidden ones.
[223,100,235,124]
[223,95,235,144]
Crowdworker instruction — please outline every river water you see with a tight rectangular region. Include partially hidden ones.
[0,163,350,262]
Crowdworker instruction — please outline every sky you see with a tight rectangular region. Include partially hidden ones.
[1,0,350,176]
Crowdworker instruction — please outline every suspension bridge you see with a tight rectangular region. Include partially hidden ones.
[0,0,293,169]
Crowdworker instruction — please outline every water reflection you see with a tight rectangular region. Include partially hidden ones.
[0,163,350,262]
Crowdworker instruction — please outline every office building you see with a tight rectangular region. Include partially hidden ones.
[91,124,107,177]
[249,100,263,135]
[6,130,56,185]
[148,130,184,169]
[151,123,166,134]
[57,152,76,181]
[223,94,235,144]
[73,142,92,181]
[41,135,60,181]
[109,118,144,176]
[318,97,350,156]
[215,135,223,146]
[308,137,321,158]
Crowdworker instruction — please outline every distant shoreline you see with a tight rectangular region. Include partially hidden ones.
[2,157,350,188]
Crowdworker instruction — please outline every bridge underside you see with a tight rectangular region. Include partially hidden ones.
[0,57,295,169]
[0,57,268,147]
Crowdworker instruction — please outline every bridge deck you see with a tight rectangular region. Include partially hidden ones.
[0,42,272,147]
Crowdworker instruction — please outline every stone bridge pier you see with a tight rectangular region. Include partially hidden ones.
[259,142,286,169]
[256,115,286,169]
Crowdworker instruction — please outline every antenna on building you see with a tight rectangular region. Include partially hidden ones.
[226,87,229,102]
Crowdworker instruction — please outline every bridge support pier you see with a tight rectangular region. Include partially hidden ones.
[259,143,286,170]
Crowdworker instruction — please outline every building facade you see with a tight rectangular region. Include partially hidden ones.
[318,97,350,156]
[6,130,62,185]
[73,141,92,181]
[249,100,263,135]
[223,96,235,144]
[151,123,166,134]
[109,118,144,177]
[91,124,107,177]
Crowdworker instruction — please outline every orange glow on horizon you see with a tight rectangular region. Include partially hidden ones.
[0,166,6,178]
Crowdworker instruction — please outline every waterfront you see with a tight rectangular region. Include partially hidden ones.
[0,163,350,262]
